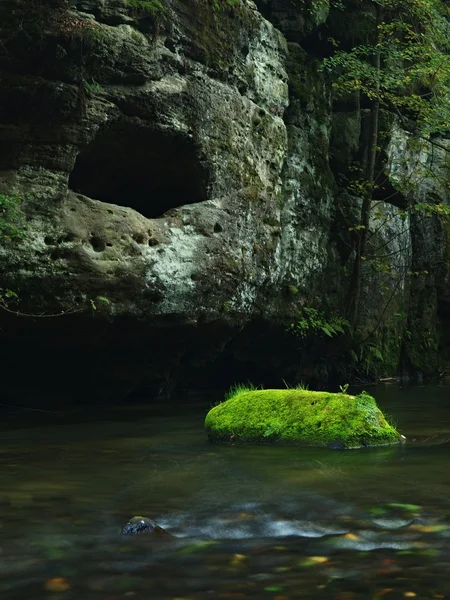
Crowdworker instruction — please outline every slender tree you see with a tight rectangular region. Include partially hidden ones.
[323,0,450,325]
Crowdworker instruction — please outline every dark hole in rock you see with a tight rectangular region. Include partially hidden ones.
[90,236,106,252]
[214,222,223,233]
[44,236,54,245]
[106,242,113,247]
[132,232,146,244]
[68,122,209,219]
[317,421,322,428]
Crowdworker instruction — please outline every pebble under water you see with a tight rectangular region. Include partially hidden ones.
[1,384,450,600]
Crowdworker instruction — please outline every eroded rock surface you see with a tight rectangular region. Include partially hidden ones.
[0,0,448,402]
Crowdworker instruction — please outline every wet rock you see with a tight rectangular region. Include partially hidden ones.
[121,516,172,538]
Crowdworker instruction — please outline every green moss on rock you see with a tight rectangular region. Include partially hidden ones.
[205,389,402,449]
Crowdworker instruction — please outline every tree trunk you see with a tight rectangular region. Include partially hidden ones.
[347,3,383,327]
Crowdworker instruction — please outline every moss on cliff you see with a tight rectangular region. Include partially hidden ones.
[181,0,258,73]
[205,388,402,448]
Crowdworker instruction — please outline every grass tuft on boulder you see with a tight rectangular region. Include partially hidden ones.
[205,388,403,449]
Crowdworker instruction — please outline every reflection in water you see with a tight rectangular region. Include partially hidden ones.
[1,384,450,599]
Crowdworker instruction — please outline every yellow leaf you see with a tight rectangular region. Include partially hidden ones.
[344,533,360,540]
[44,578,71,592]
[309,556,329,563]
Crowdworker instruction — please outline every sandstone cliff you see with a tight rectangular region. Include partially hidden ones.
[0,0,448,403]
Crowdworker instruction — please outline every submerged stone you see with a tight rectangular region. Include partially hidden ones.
[205,389,403,449]
[121,516,172,538]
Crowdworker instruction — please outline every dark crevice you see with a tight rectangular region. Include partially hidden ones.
[68,121,210,219]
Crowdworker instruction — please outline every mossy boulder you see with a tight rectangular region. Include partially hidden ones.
[205,389,403,449]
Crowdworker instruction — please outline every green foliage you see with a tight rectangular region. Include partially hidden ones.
[82,79,104,97]
[0,194,27,240]
[126,0,165,14]
[89,295,111,311]
[295,381,310,390]
[224,382,260,402]
[125,0,240,13]
[211,0,240,10]
[0,288,19,310]
[287,308,349,339]
[323,0,450,137]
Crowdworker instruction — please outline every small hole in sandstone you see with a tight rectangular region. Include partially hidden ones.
[214,223,223,233]
[311,401,316,406]
[132,232,145,244]
[107,270,114,275]
[317,421,322,428]
[70,207,76,212]
[57,237,64,245]
[90,236,106,252]
[107,209,113,214]
[44,236,54,245]
[106,242,113,247]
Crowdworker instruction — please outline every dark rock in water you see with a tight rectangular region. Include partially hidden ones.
[121,516,172,538]
[328,440,345,450]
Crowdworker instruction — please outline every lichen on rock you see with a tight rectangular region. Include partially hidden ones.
[205,388,402,449]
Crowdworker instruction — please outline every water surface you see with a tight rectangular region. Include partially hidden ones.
[2,384,450,599]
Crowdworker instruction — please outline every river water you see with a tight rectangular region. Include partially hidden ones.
[1,384,450,599]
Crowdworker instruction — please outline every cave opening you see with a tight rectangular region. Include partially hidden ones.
[68,121,209,218]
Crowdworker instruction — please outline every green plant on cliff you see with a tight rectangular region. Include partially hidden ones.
[0,194,26,240]
[125,0,164,14]
[211,0,240,9]
[125,0,239,13]
[287,307,349,339]
[323,0,450,327]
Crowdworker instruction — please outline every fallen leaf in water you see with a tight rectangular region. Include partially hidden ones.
[387,503,421,512]
[300,556,329,568]
[44,577,71,592]
[411,524,448,533]
[404,593,416,598]
[230,553,247,567]
[309,556,329,563]
[178,540,217,554]
[369,507,388,516]
[264,586,283,592]
[344,533,360,540]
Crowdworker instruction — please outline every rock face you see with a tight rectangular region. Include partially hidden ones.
[0,0,448,403]
[205,389,402,448]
